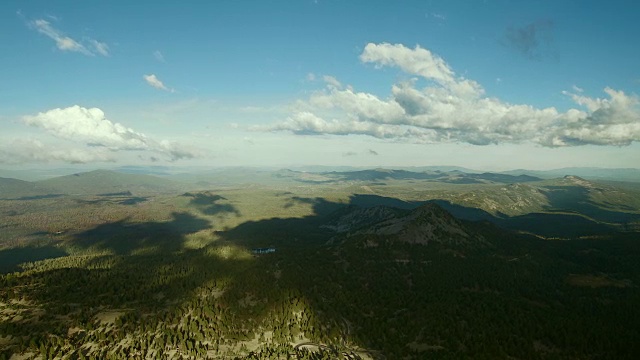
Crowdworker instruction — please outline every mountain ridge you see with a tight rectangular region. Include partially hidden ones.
[37,169,182,195]
[327,202,489,247]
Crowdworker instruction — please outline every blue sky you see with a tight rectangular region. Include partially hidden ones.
[1,0,639,170]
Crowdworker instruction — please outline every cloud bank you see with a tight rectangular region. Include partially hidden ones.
[0,139,114,164]
[21,105,198,161]
[258,43,640,147]
[28,18,109,56]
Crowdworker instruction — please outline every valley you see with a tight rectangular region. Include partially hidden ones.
[1,167,640,359]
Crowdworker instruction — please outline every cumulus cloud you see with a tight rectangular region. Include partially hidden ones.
[253,111,438,142]
[28,18,109,56]
[143,74,174,92]
[258,43,640,148]
[555,88,640,146]
[503,20,554,60]
[22,105,198,160]
[360,43,483,98]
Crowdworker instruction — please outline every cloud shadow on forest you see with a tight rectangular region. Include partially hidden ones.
[4,188,640,358]
[72,211,211,255]
[182,191,242,217]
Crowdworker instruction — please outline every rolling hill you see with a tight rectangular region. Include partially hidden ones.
[37,169,183,195]
[273,168,542,184]
[2,166,640,359]
[0,177,58,199]
[326,202,491,248]
[501,167,640,182]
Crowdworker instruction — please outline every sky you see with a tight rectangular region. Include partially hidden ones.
[1,0,639,171]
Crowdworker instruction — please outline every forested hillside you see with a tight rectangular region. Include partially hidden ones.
[1,170,640,359]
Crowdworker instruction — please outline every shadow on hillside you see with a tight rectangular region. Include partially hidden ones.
[542,186,640,224]
[117,197,149,205]
[3,197,357,357]
[4,191,640,359]
[72,212,211,255]
[282,196,345,214]
[15,194,65,200]
[79,195,150,206]
[0,245,67,273]
[348,194,425,209]
[182,191,242,217]
[328,194,621,238]
[5,211,255,319]
[225,197,343,248]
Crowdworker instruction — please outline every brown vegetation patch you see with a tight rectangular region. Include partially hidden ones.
[566,274,632,288]
[238,293,259,307]
[407,341,445,352]
[95,310,125,324]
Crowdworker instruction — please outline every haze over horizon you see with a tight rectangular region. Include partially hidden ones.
[1,0,639,171]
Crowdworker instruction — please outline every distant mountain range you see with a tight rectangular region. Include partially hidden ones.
[2,166,639,182]
[1,168,640,237]
[273,168,542,184]
[500,167,640,182]
[38,170,181,195]
[0,170,182,198]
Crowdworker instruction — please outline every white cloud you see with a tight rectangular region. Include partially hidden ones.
[322,75,342,88]
[153,50,165,62]
[552,87,640,146]
[28,18,109,56]
[0,139,114,164]
[90,39,110,56]
[361,43,453,86]
[306,73,316,81]
[361,42,483,98]
[259,42,640,148]
[23,106,149,150]
[22,105,198,160]
[143,74,174,92]
[254,111,438,142]
[30,19,90,55]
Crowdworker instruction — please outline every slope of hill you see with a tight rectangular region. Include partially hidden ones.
[339,176,640,238]
[322,205,408,233]
[0,177,58,199]
[37,169,183,195]
[0,168,91,181]
[326,203,488,247]
[428,176,640,220]
[2,174,640,359]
